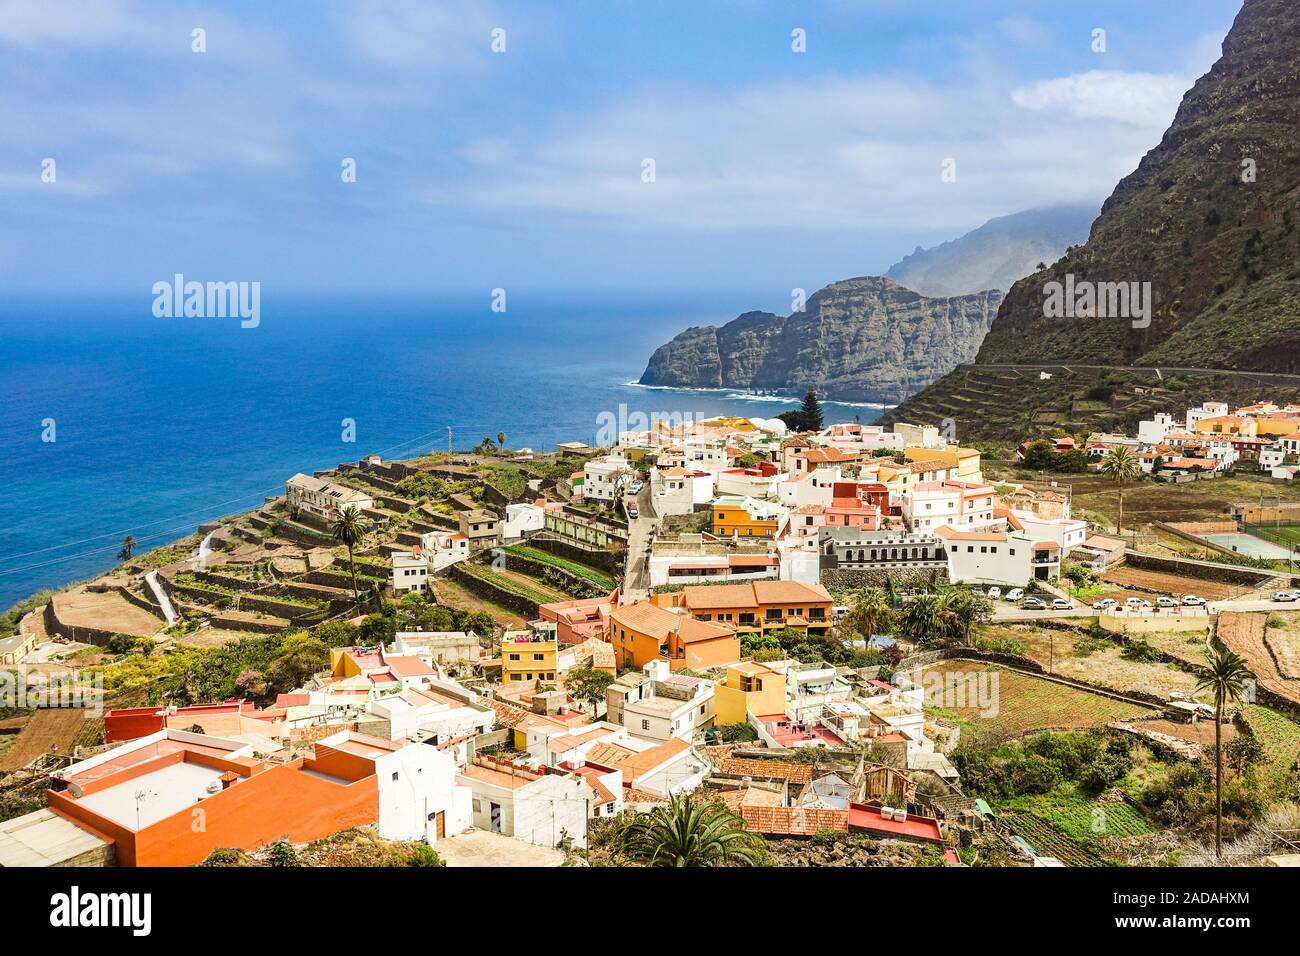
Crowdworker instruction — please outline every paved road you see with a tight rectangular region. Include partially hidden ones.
[621,483,657,602]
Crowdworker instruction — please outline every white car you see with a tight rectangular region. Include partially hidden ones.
[1006,588,1025,602]
[1092,598,1118,610]
[1273,591,1297,603]
[1125,597,1153,609]
[1051,598,1072,610]
[987,587,1002,600]
[1022,597,1047,610]
[626,505,639,519]
[1182,595,1206,606]
[1156,596,1179,608]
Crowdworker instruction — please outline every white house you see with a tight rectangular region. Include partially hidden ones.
[615,660,715,743]
[1186,402,1230,431]
[458,755,594,848]
[1009,510,1088,556]
[318,731,472,845]
[583,455,633,501]
[778,465,841,509]
[936,525,1060,585]
[419,530,470,571]
[650,467,714,516]
[391,630,483,667]
[367,682,495,744]
[1138,412,1176,446]
[902,481,996,532]
[683,435,731,473]
[1260,444,1287,471]
[502,502,546,540]
[715,466,785,500]
[391,549,429,594]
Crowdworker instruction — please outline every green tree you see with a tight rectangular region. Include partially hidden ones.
[1099,445,1141,535]
[118,535,137,561]
[357,613,397,647]
[567,666,616,714]
[616,795,768,867]
[1194,647,1253,859]
[329,505,371,614]
[846,586,892,637]
[497,431,507,451]
[799,388,824,432]
[266,634,330,695]
[897,593,945,646]
[939,588,992,645]
[312,619,359,649]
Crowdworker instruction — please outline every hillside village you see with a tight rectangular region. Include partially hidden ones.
[3,395,1300,869]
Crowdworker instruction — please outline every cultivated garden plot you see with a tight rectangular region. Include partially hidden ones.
[921,662,1158,747]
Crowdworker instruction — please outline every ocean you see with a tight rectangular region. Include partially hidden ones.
[0,293,884,608]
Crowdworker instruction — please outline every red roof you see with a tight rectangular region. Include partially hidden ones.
[847,803,943,842]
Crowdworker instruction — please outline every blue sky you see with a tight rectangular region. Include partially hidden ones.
[0,0,1242,304]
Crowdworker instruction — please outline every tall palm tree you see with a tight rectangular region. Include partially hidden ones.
[617,794,767,867]
[1194,647,1253,859]
[1099,445,1141,536]
[118,535,137,561]
[497,431,507,452]
[898,593,945,647]
[848,586,892,637]
[329,505,371,614]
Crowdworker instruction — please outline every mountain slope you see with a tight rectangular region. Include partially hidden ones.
[639,278,1002,404]
[973,0,1300,371]
[885,204,1096,298]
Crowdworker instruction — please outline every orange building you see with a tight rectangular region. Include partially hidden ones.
[43,730,382,867]
[668,580,833,635]
[609,600,740,672]
[537,591,618,643]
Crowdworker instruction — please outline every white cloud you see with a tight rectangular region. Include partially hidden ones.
[1010,69,1189,126]
[411,68,1187,233]
[344,0,503,72]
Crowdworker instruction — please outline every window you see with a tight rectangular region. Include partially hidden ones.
[641,719,650,730]
[533,653,545,661]
[392,771,399,781]
[510,673,522,681]
[508,653,520,661]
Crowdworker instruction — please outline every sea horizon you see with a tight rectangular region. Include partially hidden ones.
[0,291,886,607]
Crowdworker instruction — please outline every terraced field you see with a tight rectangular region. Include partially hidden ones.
[503,545,617,590]
[1240,705,1300,791]
[1008,788,1156,845]
[1218,611,1300,710]
[997,626,1203,700]
[0,708,95,771]
[1099,567,1238,601]
[921,662,1158,746]
[1000,811,1104,866]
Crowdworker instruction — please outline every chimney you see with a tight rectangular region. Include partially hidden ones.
[413,543,422,557]
[219,771,239,790]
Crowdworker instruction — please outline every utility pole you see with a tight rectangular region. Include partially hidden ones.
[447,426,453,454]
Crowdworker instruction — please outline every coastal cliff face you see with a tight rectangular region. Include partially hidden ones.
[639,278,1002,404]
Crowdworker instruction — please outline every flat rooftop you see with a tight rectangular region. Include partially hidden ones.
[76,760,227,831]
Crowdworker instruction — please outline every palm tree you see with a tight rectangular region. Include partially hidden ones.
[1194,647,1253,859]
[897,593,945,647]
[616,794,767,867]
[939,588,991,645]
[497,431,507,452]
[118,535,137,561]
[1099,445,1141,536]
[329,505,371,614]
[848,586,892,637]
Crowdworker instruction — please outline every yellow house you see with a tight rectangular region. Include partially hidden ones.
[712,496,782,538]
[501,631,558,685]
[1194,415,1258,438]
[714,660,787,725]
[904,445,983,482]
[1252,416,1300,438]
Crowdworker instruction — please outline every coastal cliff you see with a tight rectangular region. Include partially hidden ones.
[639,277,1003,404]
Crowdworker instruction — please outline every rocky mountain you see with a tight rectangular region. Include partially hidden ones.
[972,0,1300,371]
[885,205,1096,298]
[639,278,1002,404]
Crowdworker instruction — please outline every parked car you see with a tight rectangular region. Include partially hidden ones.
[1022,597,1047,610]
[1156,596,1179,608]
[987,586,1002,600]
[1092,598,1118,610]
[1006,588,1025,602]
[1051,598,1072,610]
[1273,591,1297,603]
[1182,595,1206,606]
[628,481,644,494]
[626,505,639,519]
[969,587,985,597]
[1125,597,1153,609]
